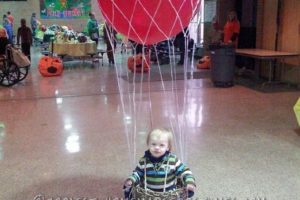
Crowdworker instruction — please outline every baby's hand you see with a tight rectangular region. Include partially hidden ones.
[186,184,195,197]
[123,179,133,200]
[124,179,133,188]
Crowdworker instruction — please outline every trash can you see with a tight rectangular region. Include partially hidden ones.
[209,43,235,87]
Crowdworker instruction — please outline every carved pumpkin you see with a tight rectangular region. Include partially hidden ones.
[127,54,150,73]
[196,56,211,69]
[38,56,63,77]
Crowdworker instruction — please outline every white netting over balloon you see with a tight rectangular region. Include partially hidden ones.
[98,1,202,190]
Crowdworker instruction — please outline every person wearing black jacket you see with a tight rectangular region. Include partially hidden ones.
[174,27,189,65]
[103,23,117,64]
[17,19,32,60]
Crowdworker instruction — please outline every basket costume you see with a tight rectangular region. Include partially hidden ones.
[125,150,195,199]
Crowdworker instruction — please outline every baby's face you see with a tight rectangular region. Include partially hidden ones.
[148,133,169,158]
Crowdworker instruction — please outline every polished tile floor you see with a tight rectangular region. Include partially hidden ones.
[0,44,300,200]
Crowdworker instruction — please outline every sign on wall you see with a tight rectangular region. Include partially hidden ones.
[40,0,91,19]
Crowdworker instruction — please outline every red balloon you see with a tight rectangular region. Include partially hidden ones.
[98,0,200,45]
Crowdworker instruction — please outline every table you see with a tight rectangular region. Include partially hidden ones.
[235,49,299,84]
[52,42,97,57]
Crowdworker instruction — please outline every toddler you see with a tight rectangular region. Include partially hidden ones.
[123,128,196,199]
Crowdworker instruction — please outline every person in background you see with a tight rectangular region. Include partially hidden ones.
[17,19,32,60]
[3,14,7,22]
[174,27,190,65]
[3,17,13,44]
[0,27,9,55]
[128,39,144,55]
[30,13,38,38]
[134,43,144,55]
[7,11,14,27]
[87,12,99,46]
[103,22,117,64]
[222,11,240,48]
[207,16,222,44]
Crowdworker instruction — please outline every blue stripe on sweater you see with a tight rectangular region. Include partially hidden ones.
[136,169,144,177]
[146,170,166,176]
[175,164,185,175]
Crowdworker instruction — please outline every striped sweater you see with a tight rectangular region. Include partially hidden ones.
[128,151,196,192]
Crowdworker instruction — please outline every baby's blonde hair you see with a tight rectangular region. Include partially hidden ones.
[146,128,173,151]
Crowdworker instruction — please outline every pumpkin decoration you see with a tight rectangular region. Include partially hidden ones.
[38,56,63,77]
[196,56,211,69]
[127,53,150,73]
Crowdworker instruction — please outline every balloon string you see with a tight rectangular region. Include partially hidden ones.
[104,1,144,44]
[126,0,139,43]
[153,43,178,153]
[132,49,137,166]
[168,41,180,154]
[101,0,202,166]
[105,38,134,167]
[146,47,154,129]
[108,0,201,45]
[173,40,185,161]
[142,0,163,45]
[169,40,185,160]
[167,0,187,35]
[104,18,141,168]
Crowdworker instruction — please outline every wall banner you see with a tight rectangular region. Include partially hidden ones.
[40,0,91,19]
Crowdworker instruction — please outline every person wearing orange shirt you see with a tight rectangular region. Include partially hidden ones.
[223,11,240,48]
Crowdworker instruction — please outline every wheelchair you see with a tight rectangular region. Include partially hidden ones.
[0,45,30,87]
